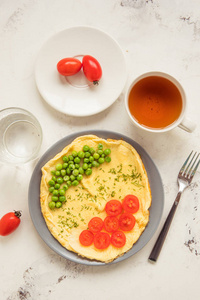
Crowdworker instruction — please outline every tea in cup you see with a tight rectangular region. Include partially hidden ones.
[125,72,195,133]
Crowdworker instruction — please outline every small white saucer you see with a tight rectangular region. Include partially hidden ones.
[35,26,127,117]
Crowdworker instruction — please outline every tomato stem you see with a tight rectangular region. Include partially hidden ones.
[14,210,22,218]
[93,80,99,86]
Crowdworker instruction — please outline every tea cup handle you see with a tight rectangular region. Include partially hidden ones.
[178,116,196,133]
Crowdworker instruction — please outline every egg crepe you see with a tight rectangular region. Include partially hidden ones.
[40,135,151,263]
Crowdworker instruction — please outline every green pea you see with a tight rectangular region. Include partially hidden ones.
[78,151,85,158]
[59,196,66,202]
[75,163,80,169]
[68,155,74,161]
[79,167,84,174]
[54,183,60,190]
[72,150,78,157]
[84,158,89,163]
[55,201,62,208]
[49,201,56,209]
[104,149,111,156]
[63,184,68,191]
[52,176,57,182]
[82,163,88,170]
[48,180,55,187]
[57,177,64,184]
[68,160,74,165]
[59,189,65,196]
[56,163,63,171]
[62,163,68,169]
[66,168,71,175]
[52,196,58,202]
[97,149,103,155]
[62,156,69,162]
[72,169,79,177]
[84,151,91,158]
[88,163,92,168]
[89,156,94,162]
[53,190,59,196]
[74,157,81,163]
[51,170,56,175]
[49,187,54,193]
[98,157,104,164]
[55,170,61,176]
[93,153,100,160]
[67,180,72,187]
[70,175,76,181]
[98,143,103,150]
[69,164,75,171]
[92,161,99,167]
[105,156,111,163]
[77,174,83,181]
[83,145,90,152]
[85,168,92,176]
[89,147,95,155]
[72,180,79,186]
[61,169,66,176]
[63,175,70,182]
[101,154,105,158]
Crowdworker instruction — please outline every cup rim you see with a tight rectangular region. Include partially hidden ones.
[125,71,187,133]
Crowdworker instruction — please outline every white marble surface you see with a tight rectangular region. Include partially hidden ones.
[0,1,200,299]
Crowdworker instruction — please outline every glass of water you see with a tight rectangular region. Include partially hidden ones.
[0,107,43,164]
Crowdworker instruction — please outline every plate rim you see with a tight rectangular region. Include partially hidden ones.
[28,130,164,266]
[34,26,127,117]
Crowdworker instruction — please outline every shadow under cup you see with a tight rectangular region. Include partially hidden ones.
[125,72,188,133]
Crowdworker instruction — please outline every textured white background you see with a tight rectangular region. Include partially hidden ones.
[0,1,200,299]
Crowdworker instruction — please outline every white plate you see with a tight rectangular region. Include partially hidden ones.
[35,27,127,117]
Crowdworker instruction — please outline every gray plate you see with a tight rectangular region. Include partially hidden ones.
[28,130,164,266]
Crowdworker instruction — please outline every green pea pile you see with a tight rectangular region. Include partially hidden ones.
[48,143,111,210]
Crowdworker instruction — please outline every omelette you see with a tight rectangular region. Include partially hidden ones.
[40,135,151,263]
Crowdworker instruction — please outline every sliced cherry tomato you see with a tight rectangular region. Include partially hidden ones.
[105,200,122,216]
[88,217,104,233]
[119,213,136,231]
[111,231,126,248]
[93,232,111,249]
[82,55,102,85]
[57,57,82,76]
[79,230,94,246]
[104,216,119,233]
[0,211,21,236]
[122,195,140,214]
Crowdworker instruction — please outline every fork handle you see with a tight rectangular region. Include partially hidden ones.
[148,191,182,262]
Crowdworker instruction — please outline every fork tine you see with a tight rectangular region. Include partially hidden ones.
[189,153,200,179]
[179,151,193,175]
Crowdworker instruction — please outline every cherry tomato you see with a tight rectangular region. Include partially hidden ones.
[104,216,119,233]
[94,232,111,249]
[57,58,82,76]
[79,230,94,246]
[82,55,102,85]
[119,213,136,231]
[105,200,122,217]
[122,195,140,214]
[111,231,126,248]
[88,217,104,233]
[0,211,21,236]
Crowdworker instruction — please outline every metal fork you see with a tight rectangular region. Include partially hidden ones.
[149,151,200,262]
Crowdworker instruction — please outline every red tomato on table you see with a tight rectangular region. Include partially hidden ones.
[111,231,126,248]
[57,57,82,76]
[119,213,136,231]
[122,195,140,214]
[0,211,21,236]
[88,217,104,233]
[82,55,102,85]
[105,200,122,216]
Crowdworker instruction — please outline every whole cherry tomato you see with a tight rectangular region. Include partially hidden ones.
[57,57,82,76]
[0,211,22,236]
[82,55,102,85]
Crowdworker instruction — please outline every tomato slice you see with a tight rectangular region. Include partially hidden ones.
[104,216,119,233]
[79,230,94,246]
[111,231,126,248]
[93,232,111,249]
[105,200,122,216]
[119,213,136,231]
[122,195,140,214]
[88,217,104,233]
